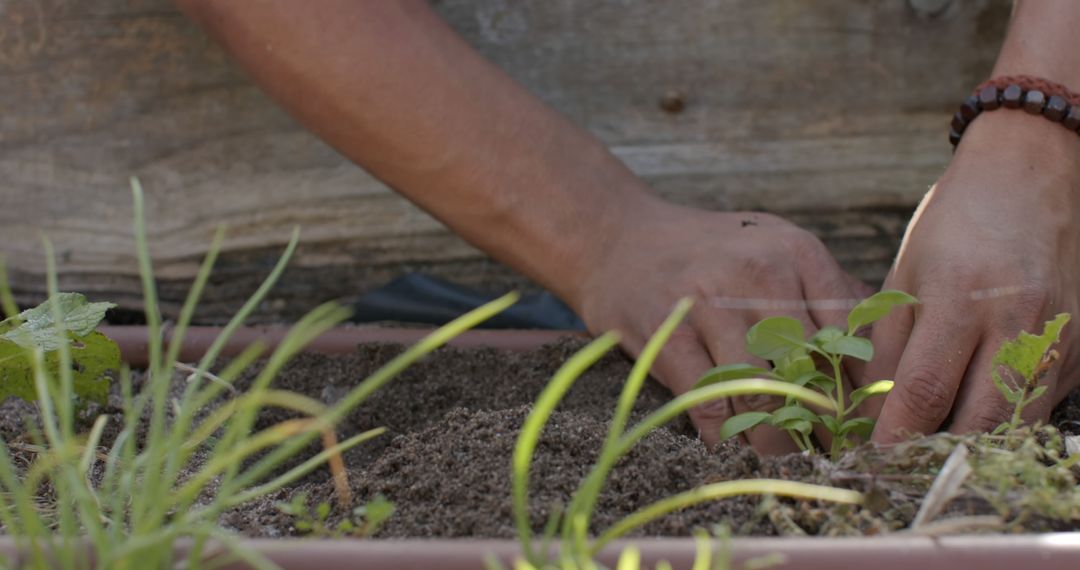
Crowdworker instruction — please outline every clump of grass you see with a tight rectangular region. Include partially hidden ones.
[509,299,863,570]
[0,179,518,569]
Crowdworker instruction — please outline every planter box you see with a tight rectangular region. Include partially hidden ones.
[39,326,1074,569]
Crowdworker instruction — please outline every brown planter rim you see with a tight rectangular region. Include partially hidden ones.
[4,535,1080,570]
[86,326,1080,568]
[98,325,585,367]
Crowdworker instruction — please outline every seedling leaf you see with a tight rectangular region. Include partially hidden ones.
[718,412,772,440]
[846,290,917,335]
[847,380,894,411]
[991,313,1069,384]
[810,326,844,347]
[838,417,875,439]
[745,317,807,361]
[0,293,115,351]
[821,336,874,362]
[769,405,820,432]
[774,350,816,382]
[694,363,772,389]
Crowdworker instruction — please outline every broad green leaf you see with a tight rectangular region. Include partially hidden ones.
[0,293,116,351]
[821,415,841,435]
[791,371,831,387]
[838,417,875,439]
[847,380,894,410]
[846,290,918,335]
[0,330,117,405]
[991,313,1070,388]
[821,336,874,362]
[745,317,807,361]
[694,363,772,388]
[774,350,815,382]
[718,411,772,441]
[769,405,821,432]
[810,326,844,347]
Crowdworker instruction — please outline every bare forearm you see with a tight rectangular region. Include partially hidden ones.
[993,0,1080,87]
[176,0,654,305]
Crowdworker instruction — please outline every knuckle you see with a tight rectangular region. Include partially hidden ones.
[1011,285,1051,317]
[689,398,734,423]
[737,255,780,285]
[962,394,1015,434]
[895,365,954,429]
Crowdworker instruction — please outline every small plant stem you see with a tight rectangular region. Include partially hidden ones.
[829,355,846,459]
[788,431,807,452]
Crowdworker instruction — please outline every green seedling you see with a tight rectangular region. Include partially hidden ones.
[511,299,863,570]
[0,292,119,405]
[990,313,1070,435]
[696,290,918,458]
[275,493,394,538]
[0,179,518,570]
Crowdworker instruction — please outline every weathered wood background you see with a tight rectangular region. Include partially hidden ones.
[0,0,1010,322]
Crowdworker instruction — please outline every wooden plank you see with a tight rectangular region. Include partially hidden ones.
[0,0,1009,321]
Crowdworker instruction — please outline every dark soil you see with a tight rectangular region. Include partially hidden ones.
[6,337,1080,540]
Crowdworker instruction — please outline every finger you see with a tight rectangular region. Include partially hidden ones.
[650,324,734,448]
[691,307,801,455]
[872,307,979,443]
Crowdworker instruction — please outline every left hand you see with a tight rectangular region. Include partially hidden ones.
[865,111,1080,442]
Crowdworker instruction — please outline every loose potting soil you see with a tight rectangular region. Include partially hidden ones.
[4,337,1080,540]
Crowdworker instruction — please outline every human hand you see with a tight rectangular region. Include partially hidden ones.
[570,197,872,453]
[866,112,1080,443]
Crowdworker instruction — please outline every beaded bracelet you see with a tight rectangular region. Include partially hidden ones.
[949,75,1080,149]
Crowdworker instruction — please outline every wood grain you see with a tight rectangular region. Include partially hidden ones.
[0,0,1010,321]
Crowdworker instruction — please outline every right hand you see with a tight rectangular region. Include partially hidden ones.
[570,198,872,453]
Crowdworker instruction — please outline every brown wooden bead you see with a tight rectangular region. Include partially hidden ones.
[978,86,1000,110]
[1064,106,1080,131]
[1044,95,1068,122]
[948,128,962,147]
[1001,84,1023,109]
[950,111,967,133]
[1023,90,1046,114]
[959,95,981,120]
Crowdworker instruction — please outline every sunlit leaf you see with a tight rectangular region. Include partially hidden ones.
[846,290,917,335]
[848,380,894,410]
[992,313,1069,387]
